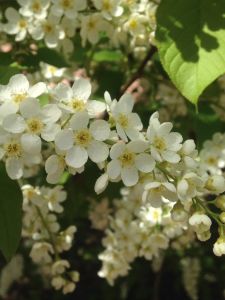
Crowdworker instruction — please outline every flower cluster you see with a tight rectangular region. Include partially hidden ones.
[0,73,225,293]
[1,0,158,54]
[22,184,79,294]
[98,184,189,285]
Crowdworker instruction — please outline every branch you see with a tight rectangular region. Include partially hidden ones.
[119,46,157,97]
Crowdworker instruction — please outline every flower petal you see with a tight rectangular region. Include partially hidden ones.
[2,113,26,133]
[88,140,109,163]
[70,111,89,130]
[89,120,110,141]
[121,166,138,186]
[72,78,91,101]
[135,153,155,173]
[21,133,41,154]
[55,129,74,151]
[65,146,88,168]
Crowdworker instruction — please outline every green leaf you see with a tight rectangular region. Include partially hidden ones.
[156,0,225,104]
[0,66,20,84]
[0,164,22,261]
[37,48,69,68]
[93,50,123,63]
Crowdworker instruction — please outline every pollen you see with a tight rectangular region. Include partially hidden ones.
[19,19,27,29]
[27,118,44,134]
[13,93,27,104]
[61,0,72,8]
[103,0,111,10]
[119,150,135,167]
[71,99,85,112]
[75,129,92,146]
[32,1,41,12]
[5,142,22,158]
[154,137,166,151]
[117,114,129,128]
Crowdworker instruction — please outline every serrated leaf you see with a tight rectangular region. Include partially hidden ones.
[0,164,22,261]
[156,0,225,104]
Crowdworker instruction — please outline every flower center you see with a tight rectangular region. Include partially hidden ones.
[129,19,137,30]
[5,142,22,158]
[13,93,27,104]
[71,99,85,112]
[32,1,41,12]
[119,150,135,167]
[27,118,44,134]
[75,129,92,147]
[87,20,97,30]
[19,19,27,29]
[117,114,129,128]
[103,0,111,10]
[43,23,53,34]
[61,0,72,8]
[154,137,166,151]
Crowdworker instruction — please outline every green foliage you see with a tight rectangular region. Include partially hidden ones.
[37,48,69,68]
[0,65,21,84]
[93,50,123,62]
[156,0,225,104]
[0,164,22,261]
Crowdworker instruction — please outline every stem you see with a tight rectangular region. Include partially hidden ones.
[119,46,157,97]
[35,206,60,260]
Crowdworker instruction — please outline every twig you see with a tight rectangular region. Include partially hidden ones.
[119,46,157,98]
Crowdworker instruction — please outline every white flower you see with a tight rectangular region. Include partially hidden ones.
[30,242,54,263]
[54,78,106,116]
[0,74,46,121]
[80,13,106,46]
[51,0,87,19]
[29,15,64,48]
[4,7,30,41]
[147,112,183,163]
[123,13,147,36]
[177,173,204,202]
[18,0,50,19]
[106,140,155,186]
[93,0,123,20]
[55,111,110,169]
[105,92,143,141]
[51,260,70,275]
[142,181,177,208]
[189,212,212,234]
[204,175,225,194]
[213,237,225,256]
[44,185,67,213]
[40,62,66,79]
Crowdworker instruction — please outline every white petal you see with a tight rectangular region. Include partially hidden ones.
[65,146,88,168]
[0,102,18,123]
[110,142,126,159]
[70,111,89,130]
[72,78,91,101]
[135,153,155,173]
[118,94,134,113]
[8,74,29,93]
[20,98,41,118]
[41,123,61,142]
[121,166,138,186]
[21,133,41,154]
[116,123,128,142]
[94,173,109,194]
[129,113,143,130]
[127,140,148,153]
[162,150,180,163]
[87,100,106,117]
[2,114,26,133]
[28,82,46,97]
[106,160,121,179]
[89,120,110,141]
[88,140,109,163]
[41,104,61,123]
[55,129,74,151]
[45,155,61,174]
[54,83,72,101]
[6,157,23,179]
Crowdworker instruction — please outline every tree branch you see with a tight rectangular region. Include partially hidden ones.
[119,46,157,98]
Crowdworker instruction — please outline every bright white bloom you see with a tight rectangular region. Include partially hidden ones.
[147,112,183,163]
[0,74,46,121]
[189,212,212,234]
[42,185,67,213]
[80,13,107,46]
[54,78,106,116]
[177,173,204,202]
[40,62,66,79]
[4,7,30,41]
[123,13,147,36]
[18,0,50,19]
[106,140,155,186]
[204,174,225,194]
[29,15,64,48]
[142,181,177,208]
[93,0,124,20]
[51,0,87,19]
[55,111,110,168]
[213,237,225,256]
[105,92,143,141]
